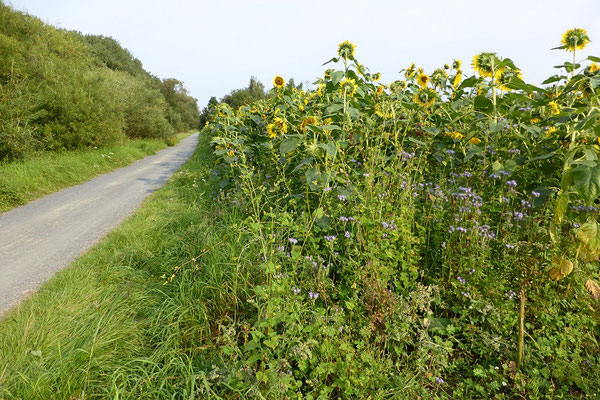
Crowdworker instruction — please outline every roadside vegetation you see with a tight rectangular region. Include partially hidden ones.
[0,132,193,213]
[0,2,199,163]
[2,22,600,400]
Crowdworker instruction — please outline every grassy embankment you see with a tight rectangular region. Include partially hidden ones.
[0,132,194,214]
[0,132,237,399]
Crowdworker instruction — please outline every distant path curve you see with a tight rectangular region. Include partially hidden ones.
[0,132,199,316]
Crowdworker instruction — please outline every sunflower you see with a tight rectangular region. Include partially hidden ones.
[452,59,462,70]
[416,72,430,88]
[372,72,381,82]
[267,124,277,139]
[452,71,463,89]
[589,63,599,73]
[273,117,288,134]
[376,85,385,95]
[405,63,417,78]
[431,69,448,86]
[545,126,557,138]
[548,101,560,115]
[300,116,319,131]
[468,137,482,145]
[497,68,523,92]
[444,64,450,70]
[530,117,541,124]
[273,75,285,89]
[472,52,502,78]
[561,28,590,52]
[445,131,464,140]
[413,88,436,108]
[339,78,358,97]
[338,41,356,60]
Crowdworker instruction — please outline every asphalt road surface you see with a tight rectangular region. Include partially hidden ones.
[0,132,199,316]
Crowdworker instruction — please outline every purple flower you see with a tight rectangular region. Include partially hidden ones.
[505,243,516,250]
[340,216,349,222]
[293,287,301,294]
[531,191,540,197]
[337,194,347,201]
[457,276,466,284]
[445,150,455,155]
[506,180,517,188]
[324,235,336,242]
[309,291,319,300]
[345,231,351,238]
[289,238,298,245]
[435,377,445,384]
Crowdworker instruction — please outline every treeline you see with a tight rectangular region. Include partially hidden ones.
[0,2,199,162]
[199,76,302,126]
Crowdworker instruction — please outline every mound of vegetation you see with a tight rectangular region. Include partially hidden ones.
[200,33,600,398]
[0,2,199,162]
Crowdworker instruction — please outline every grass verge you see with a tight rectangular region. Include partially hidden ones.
[0,132,234,398]
[0,132,194,214]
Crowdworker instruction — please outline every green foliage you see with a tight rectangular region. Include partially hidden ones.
[221,75,267,109]
[0,2,198,162]
[203,38,600,398]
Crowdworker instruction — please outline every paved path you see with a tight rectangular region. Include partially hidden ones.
[0,133,199,315]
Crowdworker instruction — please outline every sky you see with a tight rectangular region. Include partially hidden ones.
[6,0,600,108]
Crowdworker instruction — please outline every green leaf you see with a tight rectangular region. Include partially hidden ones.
[553,191,569,225]
[563,164,600,204]
[549,257,574,281]
[291,157,313,173]
[279,137,301,154]
[577,221,600,262]
[473,95,493,111]
[317,141,337,158]
[542,75,565,85]
[588,56,600,63]
[331,70,345,86]
[575,111,598,131]
[458,76,479,90]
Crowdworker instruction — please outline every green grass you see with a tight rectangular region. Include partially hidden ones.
[0,132,234,399]
[0,132,194,214]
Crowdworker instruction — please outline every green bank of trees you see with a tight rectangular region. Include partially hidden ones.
[0,3,199,162]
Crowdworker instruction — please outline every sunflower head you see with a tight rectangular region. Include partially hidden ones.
[338,41,356,60]
[468,137,482,145]
[267,124,277,139]
[589,63,599,73]
[444,64,450,70]
[300,116,319,131]
[372,72,381,82]
[405,63,417,78]
[472,52,501,78]
[376,85,384,95]
[561,28,590,52]
[452,71,463,89]
[452,59,462,70]
[273,75,285,89]
[548,101,560,115]
[413,88,436,108]
[339,77,358,97]
[497,68,523,92]
[416,72,430,88]
[445,131,464,140]
[431,69,448,85]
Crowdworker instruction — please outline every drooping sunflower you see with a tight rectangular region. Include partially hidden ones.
[405,63,417,78]
[413,88,436,108]
[431,69,448,86]
[452,59,462,70]
[273,116,288,134]
[548,101,560,115]
[372,72,381,82]
[267,124,277,139]
[376,84,385,95]
[416,72,430,88]
[300,116,319,131]
[468,137,482,145]
[339,77,358,97]
[273,75,285,89]
[472,52,502,78]
[497,68,523,92]
[338,41,356,60]
[589,63,599,73]
[452,71,463,89]
[561,28,590,52]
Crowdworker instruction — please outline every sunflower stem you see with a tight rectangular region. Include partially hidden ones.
[516,287,526,370]
[491,58,498,124]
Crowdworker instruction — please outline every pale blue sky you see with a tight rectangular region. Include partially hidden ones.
[6,0,600,108]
